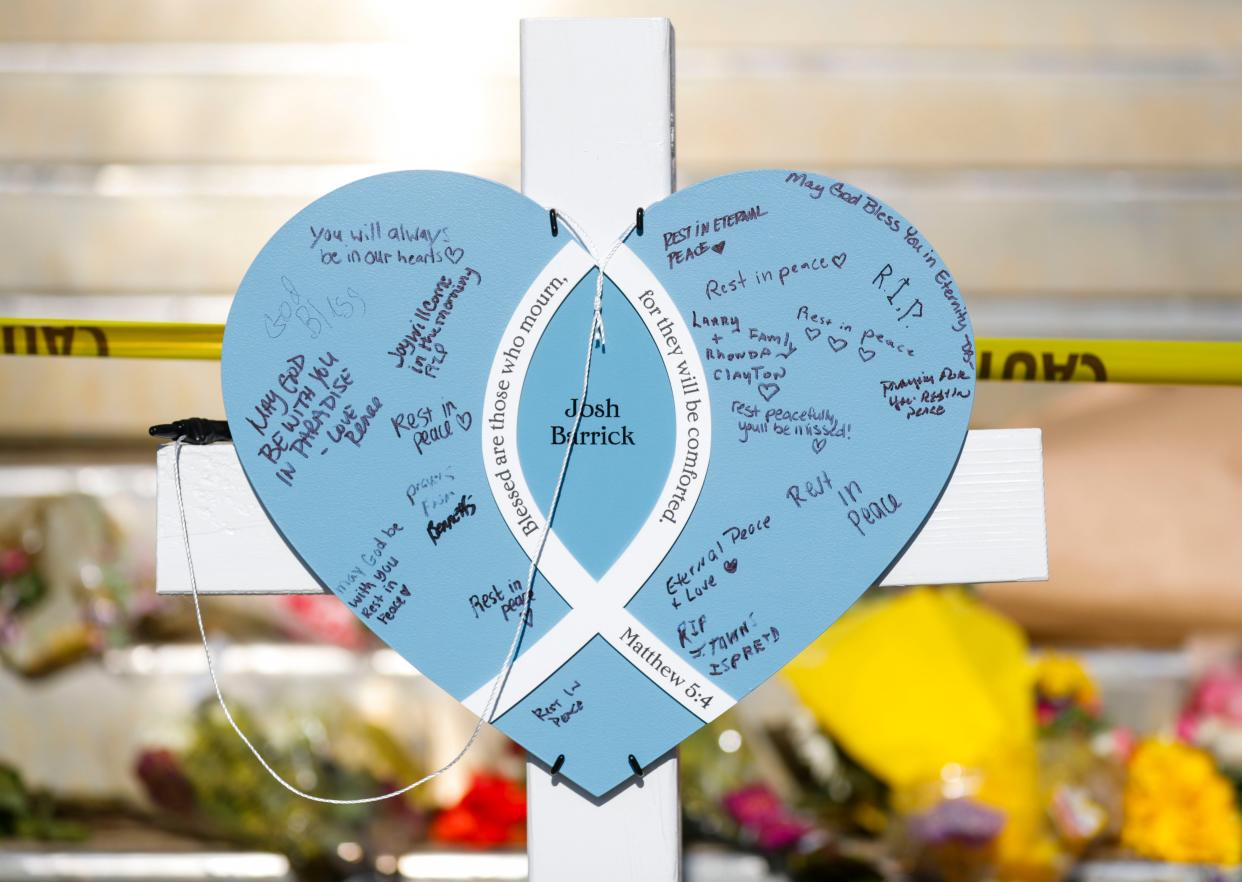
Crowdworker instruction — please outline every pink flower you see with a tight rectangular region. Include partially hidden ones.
[724,783,785,826]
[723,783,816,852]
[1184,667,1242,726]
[755,816,816,851]
[1112,726,1137,760]
[0,548,30,579]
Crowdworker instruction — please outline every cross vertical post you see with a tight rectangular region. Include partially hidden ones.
[518,18,682,882]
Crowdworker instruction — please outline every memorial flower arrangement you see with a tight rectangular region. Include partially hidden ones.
[744,592,1242,878]
[1034,653,1102,734]
[1179,663,1242,786]
[135,701,432,881]
[1032,653,1126,855]
[679,711,899,881]
[899,797,1006,882]
[1121,738,1242,865]
[130,697,533,874]
[781,588,1067,881]
[0,496,160,677]
[1028,652,1242,868]
[0,515,99,678]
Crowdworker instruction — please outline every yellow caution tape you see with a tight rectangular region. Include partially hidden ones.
[1,318,224,361]
[2,317,1240,386]
[975,337,1242,386]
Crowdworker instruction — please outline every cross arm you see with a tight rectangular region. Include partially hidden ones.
[154,428,1046,596]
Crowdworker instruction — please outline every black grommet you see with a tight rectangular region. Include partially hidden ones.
[627,754,643,777]
[551,754,565,775]
[549,208,559,237]
[635,207,644,236]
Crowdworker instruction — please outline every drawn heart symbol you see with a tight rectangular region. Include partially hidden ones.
[826,335,848,353]
[832,252,847,268]
[222,170,973,796]
[710,241,726,255]
[804,327,821,341]
[858,346,876,362]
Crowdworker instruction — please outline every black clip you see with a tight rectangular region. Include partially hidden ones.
[149,418,232,445]
[635,207,644,236]
[627,754,644,777]
[550,754,565,775]
[549,208,559,237]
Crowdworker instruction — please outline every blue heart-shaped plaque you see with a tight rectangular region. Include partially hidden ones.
[222,169,975,796]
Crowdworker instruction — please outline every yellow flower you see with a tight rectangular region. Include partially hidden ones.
[1034,653,1098,707]
[1121,739,1242,866]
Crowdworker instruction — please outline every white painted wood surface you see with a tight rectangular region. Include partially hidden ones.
[519,19,681,882]
[154,428,1047,596]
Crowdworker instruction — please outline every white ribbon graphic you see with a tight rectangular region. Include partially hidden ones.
[469,240,734,724]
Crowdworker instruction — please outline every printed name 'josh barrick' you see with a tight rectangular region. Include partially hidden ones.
[550,397,636,446]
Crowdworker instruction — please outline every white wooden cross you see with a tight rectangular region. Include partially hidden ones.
[155,18,1047,882]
